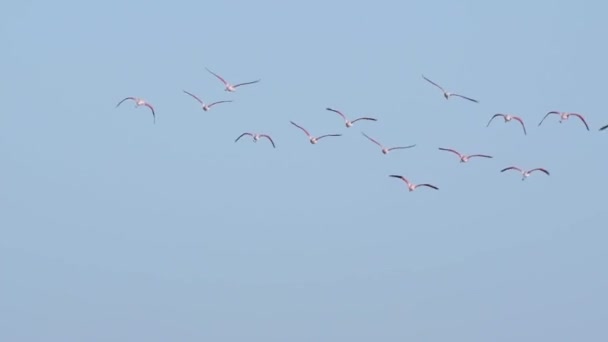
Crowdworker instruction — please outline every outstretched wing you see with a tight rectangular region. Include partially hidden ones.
[207,100,233,108]
[316,134,342,140]
[290,121,311,137]
[233,79,261,88]
[205,68,229,85]
[438,147,463,158]
[416,184,439,190]
[500,166,522,173]
[326,107,347,120]
[361,132,383,147]
[116,97,136,107]
[183,90,204,104]
[529,168,550,176]
[235,132,253,142]
[351,117,378,123]
[486,114,504,127]
[600,123,608,131]
[389,174,410,186]
[387,145,416,151]
[260,134,276,148]
[569,113,590,131]
[512,116,527,135]
[538,111,559,126]
[143,103,156,124]
[450,93,479,103]
[421,75,445,92]
[468,154,493,159]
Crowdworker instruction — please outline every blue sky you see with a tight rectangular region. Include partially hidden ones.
[1,0,607,341]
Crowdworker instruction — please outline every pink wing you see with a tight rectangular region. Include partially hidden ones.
[438,147,463,158]
[351,117,378,123]
[415,184,439,190]
[316,134,342,140]
[205,68,229,85]
[528,168,550,176]
[183,90,204,104]
[361,132,383,147]
[326,107,347,120]
[500,166,523,173]
[143,103,156,123]
[569,113,590,131]
[290,121,311,137]
[260,134,276,148]
[207,100,233,107]
[387,145,416,151]
[116,97,136,107]
[467,154,493,159]
[512,116,527,135]
[389,174,411,186]
[538,111,560,126]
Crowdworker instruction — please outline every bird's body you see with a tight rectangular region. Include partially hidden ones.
[115,97,156,123]
[235,132,275,148]
[438,148,492,163]
[538,111,590,130]
[422,75,479,103]
[183,90,232,111]
[325,107,377,128]
[500,166,550,181]
[206,68,260,92]
[290,121,341,144]
[389,175,439,192]
[487,113,527,135]
[361,132,416,155]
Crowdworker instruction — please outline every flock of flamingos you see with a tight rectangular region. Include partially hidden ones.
[116,68,608,192]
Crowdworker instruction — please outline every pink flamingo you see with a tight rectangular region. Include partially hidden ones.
[487,113,527,135]
[206,67,260,92]
[325,107,377,127]
[361,132,416,155]
[183,90,232,111]
[115,97,156,123]
[389,175,439,192]
[500,166,550,181]
[235,132,275,148]
[538,111,590,131]
[422,75,479,103]
[290,121,341,144]
[438,148,492,163]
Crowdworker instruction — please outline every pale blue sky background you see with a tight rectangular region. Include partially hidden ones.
[1,1,607,341]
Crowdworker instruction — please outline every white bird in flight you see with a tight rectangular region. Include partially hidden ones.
[422,75,479,103]
[487,113,527,135]
[235,132,276,148]
[538,111,590,131]
[438,148,493,163]
[325,107,377,128]
[183,90,232,111]
[290,121,342,144]
[115,97,156,124]
[206,67,261,92]
[361,132,416,155]
[389,175,439,192]
[500,166,550,181]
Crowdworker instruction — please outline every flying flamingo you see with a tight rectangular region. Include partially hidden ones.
[538,111,590,131]
[205,67,260,92]
[361,132,416,155]
[487,113,527,135]
[183,90,232,111]
[600,124,608,131]
[438,148,493,163]
[234,132,275,148]
[500,166,550,181]
[422,75,479,103]
[290,121,341,144]
[389,175,439,192]
[115,97,156,123]
[325,107,377,127]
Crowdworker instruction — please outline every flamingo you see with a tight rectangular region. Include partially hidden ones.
[600,124,608,131]
[325,107,377,127]
[389,175,439,192]
[500,166,550,181]
[205,67,260,92]
[422,75,479,103]
[438,148,492,163]
[290,121,341,144]
[487,113,527,135]
[538,111,590,131]
[115,97,156,123]
[361,132,416,155]
[183,90,232,111]
[235,132,275,148]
